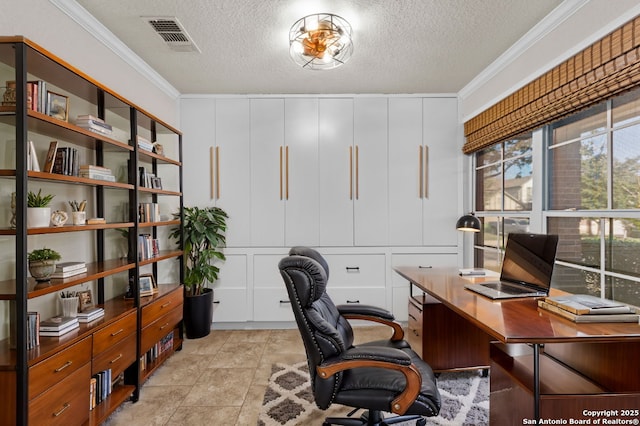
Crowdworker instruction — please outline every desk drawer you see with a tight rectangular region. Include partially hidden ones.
[92,311,137,356]
[407,301,423,358]
[92,333,137,377]
[142,289,183,328]
[141,305,182,354]
[29,362,91,425]
[29,337,92,400]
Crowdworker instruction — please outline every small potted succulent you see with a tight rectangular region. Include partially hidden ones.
[27,247,61,281]
[27,189,55,228]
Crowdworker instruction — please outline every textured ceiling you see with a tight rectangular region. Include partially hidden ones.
[74,0,563,95]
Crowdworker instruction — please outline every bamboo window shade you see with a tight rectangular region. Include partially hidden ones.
[463,15,640,154]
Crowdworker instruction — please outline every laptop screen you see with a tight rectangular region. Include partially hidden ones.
[500,233,559,291]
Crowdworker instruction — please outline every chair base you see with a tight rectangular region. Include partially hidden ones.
[323,409,427,426]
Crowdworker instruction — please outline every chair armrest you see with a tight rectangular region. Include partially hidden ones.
[337,304,404,341]
[317,347,421,415]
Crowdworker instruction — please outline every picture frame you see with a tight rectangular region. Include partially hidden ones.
[151,176,163,190]
[139,273,156,296]
[46,91,69,121]
[77,289,94,312]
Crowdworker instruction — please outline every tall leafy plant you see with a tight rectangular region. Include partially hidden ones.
[169,206,228,296]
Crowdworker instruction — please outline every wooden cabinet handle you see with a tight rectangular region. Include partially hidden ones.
[53,403,71,417]
[110,353,123,364]
[54,360,72,372]
[285,146,289,200]
[423,145,429,199]
[279,146,283,200]
[161,301,171,308]
[349,146,353,200]
[216,146,220,199]
[110,328,124,337]
[159,322,170,330]
[355,145,359,200]
[419,146,423,198]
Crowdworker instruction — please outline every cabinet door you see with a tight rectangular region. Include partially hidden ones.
[423,97,459,246]
[250,98,285,246]
[285,98,319,246]
[181,98,216,207]
[215,98,251,247]
[354,97,389,246]
[388,98,424,246]
[319,98,354,246]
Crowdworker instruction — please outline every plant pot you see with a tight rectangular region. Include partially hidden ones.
[183,287,213,339]
[28,259,56,282]
[27,207,51,228]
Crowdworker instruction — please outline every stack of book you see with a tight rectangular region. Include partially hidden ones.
[538,294,640,323]
[90,368,112,410]
[137,135,154,152]
[138,233,160,260]
[39,315,79,337]
[75,114,113,136]
[139,202,161,223]
[52,146,79,176]
[51,261,87,279]
[77,306,104,323]
[79,165,116,182]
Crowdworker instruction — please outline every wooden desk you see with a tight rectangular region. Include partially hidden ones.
[395,266,640,424]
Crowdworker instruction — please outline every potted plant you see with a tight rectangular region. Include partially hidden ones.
[169,206,228,338]
[27,247,61,281]
[27,189,55,228]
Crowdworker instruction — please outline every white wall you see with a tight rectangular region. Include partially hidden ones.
[1,0,179,127]
[460,0,640,123]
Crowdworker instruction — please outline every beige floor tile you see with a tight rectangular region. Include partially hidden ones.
[235,384,268,425]
[178,329,232,355]
[224,329,272,344]
[146,354,213,386]
[167,406,241,425]
[209,340,266,368]
[105,385,191,426]
[182,367,255,406]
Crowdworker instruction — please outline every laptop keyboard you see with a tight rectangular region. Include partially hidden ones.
[482,282,536,294]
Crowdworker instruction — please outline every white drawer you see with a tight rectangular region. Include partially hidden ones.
[323,254,386,288]
[254,254,288,288]
[253,288,295,322]
[391,253,457,286]
[326,287,387,308]
[217,254,248,288]
[212,288,248,322]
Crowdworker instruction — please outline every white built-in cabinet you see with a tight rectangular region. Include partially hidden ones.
[180,95,460,324]
[388,97,459,247]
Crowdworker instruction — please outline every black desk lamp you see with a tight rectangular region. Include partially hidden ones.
[456,212,481,232]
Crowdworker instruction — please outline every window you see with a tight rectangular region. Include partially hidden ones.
[546,87,640,306]
[473,134,532,269]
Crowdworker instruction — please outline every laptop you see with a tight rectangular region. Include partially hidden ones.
[465,233,559,300]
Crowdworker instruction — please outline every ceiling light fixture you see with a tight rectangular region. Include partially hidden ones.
[289,13,353,70]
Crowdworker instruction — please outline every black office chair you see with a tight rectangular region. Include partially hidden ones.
[279,247,441,426]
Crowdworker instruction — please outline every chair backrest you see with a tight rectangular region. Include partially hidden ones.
[278,254,354,409]
[288,246,330,279]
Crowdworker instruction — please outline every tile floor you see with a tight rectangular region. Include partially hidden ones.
[104,326,390,426]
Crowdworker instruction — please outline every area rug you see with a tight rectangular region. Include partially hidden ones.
[258,361,489,426]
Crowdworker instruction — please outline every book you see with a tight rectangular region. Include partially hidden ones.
[43,141,58,173]
[39,322,80,337]
[77,307,104,318]
[29,141,40,171]
[544,294,635,315]
[55,261,86,272]
[87,217,106,225]
[51,267,88,279]
[538,300,640,323]
[77,311,104,323]
[39,315,79,331]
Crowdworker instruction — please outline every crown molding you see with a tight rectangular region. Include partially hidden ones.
[50,0,180,99]
[460,0,640,122]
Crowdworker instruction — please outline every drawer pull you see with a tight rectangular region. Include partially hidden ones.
[346,300,360,304]
[161,301,172,308]
[345,267,360,272]
[159,322,170,330]
[418,265,432,269]
[53,403,71,417]
[213,300,220,304]
[279,300,291,304]
[110,353,123,364]
[54,361,72,373]
[111,328,124,337]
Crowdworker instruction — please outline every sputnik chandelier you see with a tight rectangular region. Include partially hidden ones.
[289,13,353,70]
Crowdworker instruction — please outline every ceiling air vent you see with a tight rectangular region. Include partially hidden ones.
[144,17,201,52]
